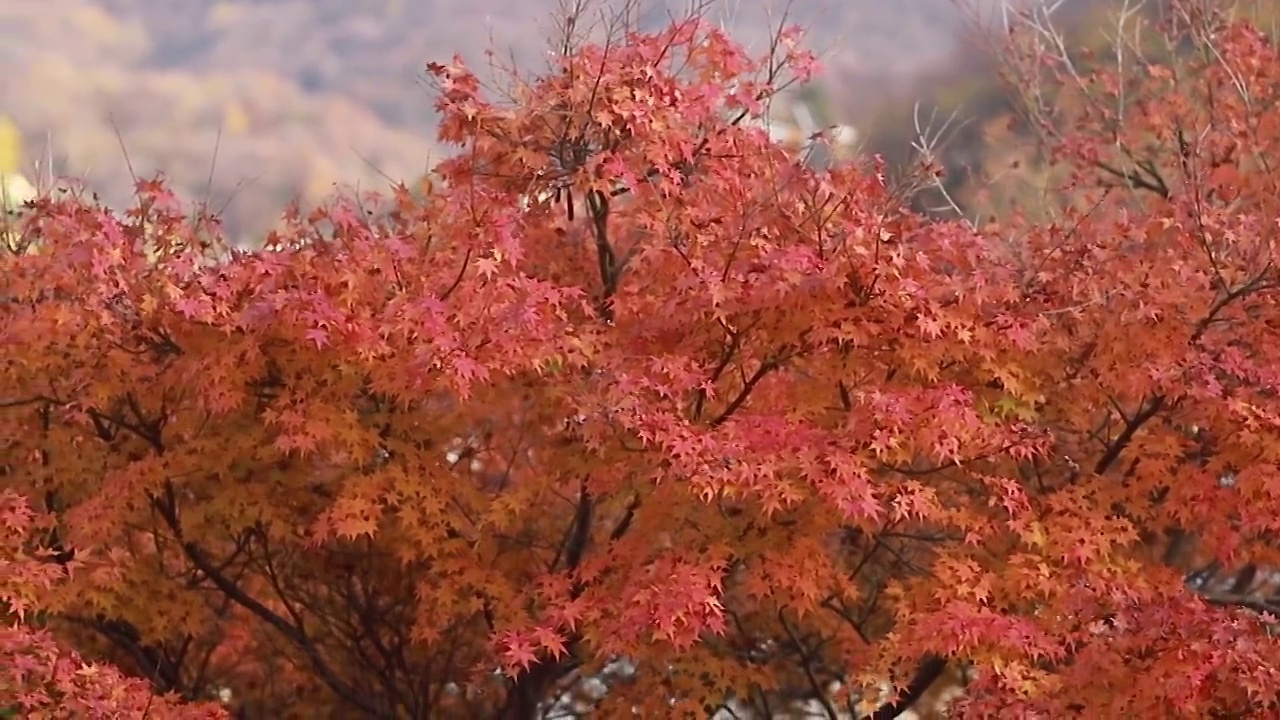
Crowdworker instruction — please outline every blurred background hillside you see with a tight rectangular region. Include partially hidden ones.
[2,0,1121,244]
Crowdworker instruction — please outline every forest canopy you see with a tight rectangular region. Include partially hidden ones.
[3,1,1280,717]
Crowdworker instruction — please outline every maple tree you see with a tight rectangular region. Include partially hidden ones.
[3,0,1280,716]
[0,492,227,718]
[987,0,1280,587]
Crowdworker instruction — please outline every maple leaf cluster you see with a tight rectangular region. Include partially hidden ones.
[0,492,226,718]
[1,1,1279,716]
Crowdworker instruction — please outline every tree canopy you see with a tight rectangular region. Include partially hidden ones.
[3,1,1280,717]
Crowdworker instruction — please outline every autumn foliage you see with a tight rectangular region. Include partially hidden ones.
[0,492,226,718]
[3,1,1280,717]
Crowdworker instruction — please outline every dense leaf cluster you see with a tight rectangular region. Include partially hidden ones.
[3,2,1279,717]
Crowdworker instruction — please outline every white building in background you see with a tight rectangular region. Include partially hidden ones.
[2,172,36,247]
[2,114,38,245]
[1,112,35,214]
[741,92,859,168]
[1,171,35,212]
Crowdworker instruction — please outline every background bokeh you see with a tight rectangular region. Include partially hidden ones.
[1,0,1119,243]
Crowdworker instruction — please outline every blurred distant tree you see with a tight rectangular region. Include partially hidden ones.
[0,115,21,175]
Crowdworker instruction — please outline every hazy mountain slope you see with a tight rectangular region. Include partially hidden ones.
[1,0,1008,241]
